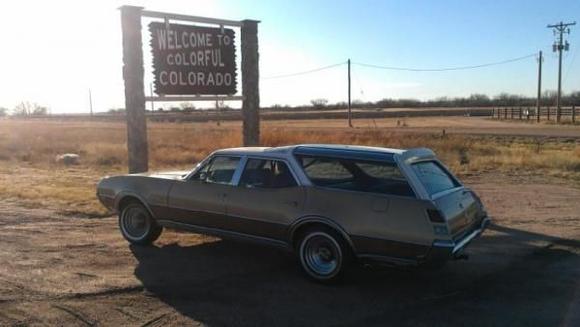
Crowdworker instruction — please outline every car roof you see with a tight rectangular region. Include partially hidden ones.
[293,144,405,155]
[212,144,436,163]
[213,144,404,159]
[292,144,404,163]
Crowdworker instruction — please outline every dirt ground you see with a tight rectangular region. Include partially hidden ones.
[1,173,579,327]
[263,116,580,138]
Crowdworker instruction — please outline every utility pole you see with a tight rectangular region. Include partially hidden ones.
[547,21,575,123]
[88,88,93,117]
[536,51,543,123]
[347,58,352,127]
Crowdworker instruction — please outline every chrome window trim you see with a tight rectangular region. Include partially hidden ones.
[306,184,421,201]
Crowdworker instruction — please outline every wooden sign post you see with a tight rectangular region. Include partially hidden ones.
[241,20,260,146]
[119,5,260,173]
[120,6,148,173]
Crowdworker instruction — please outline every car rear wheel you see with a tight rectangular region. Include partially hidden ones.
[119,202,162,245]
[298,228,350,283]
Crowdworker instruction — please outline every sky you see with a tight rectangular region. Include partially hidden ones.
[1,0,580,113]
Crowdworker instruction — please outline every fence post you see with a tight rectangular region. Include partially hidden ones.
[504,107,508,119]
[491,107,495,118]
[547,106,550,121]
[573,105,576,123]
[527,107,530,120]
[519,106,522,120]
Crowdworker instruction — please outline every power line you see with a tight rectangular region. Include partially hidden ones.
[262,61,347,79]
[563,41,578,84]
[352,53,536,72]
[260,52,538,85]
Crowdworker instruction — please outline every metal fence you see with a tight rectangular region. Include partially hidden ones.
[491,106,578,123]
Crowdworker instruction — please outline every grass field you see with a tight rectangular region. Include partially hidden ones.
[1,117,579,216]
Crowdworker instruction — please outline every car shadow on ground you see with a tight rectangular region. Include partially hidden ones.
[130,225,580,327]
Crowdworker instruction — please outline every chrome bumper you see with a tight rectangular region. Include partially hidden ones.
[430,217,491,261]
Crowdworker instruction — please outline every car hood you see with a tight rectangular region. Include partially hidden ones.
[133,170,191,180]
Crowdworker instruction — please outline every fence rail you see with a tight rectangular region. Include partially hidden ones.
[491,106,578,123]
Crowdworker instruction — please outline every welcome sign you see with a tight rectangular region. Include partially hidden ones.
[149,22,237,95]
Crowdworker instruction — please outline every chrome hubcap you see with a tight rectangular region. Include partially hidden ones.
[303,234,340,276]
[122,207,150,239]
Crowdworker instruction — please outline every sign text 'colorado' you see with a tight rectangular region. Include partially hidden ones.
[149,22,237,95]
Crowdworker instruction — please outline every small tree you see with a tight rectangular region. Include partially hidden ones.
[12,102,48,116]
[32,106,48,116]
[468,94,491,106]
[0,107,7,117]
[13,102,32,116]
[180,102,195,111]
[310,98,328,109]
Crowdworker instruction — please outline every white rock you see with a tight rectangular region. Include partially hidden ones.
[56,153,80,165]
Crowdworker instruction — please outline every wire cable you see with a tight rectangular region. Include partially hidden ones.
[262,61,347,79]
[352,53,536,72]
[563,38,579,84]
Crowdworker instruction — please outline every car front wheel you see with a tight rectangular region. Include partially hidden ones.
[118,202,162,245]
[298,228,349,283]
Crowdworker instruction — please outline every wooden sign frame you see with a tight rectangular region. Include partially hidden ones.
[120,6,260,173]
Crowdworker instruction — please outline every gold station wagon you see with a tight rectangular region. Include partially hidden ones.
[97,144,490,282]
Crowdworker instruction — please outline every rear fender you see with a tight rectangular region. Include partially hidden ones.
[288,216,355,251]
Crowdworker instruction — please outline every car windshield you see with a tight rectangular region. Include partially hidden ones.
[411,161,459,196]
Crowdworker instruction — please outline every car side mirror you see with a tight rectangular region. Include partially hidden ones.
[198,172,208,182]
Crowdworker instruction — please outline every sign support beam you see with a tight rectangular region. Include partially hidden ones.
[120,5,149,173]
[241,20,260,146]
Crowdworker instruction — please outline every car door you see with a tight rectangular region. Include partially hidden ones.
[225,158,306,240]
[165,155,241,228]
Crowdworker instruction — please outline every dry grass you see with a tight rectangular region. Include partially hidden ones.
[1,119,579,216]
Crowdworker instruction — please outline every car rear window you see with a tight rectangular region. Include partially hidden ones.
[296,155,414,197]
[411,161,459,196]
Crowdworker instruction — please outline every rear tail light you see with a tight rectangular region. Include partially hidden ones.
[427,209,445,223]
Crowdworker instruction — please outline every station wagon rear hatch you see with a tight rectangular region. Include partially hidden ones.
[410,160,481,239]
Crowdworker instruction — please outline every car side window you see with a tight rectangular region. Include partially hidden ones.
[299,157,353,183]
[192,156,240,185]
[297,155,414,197]
[240,159,298,188]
